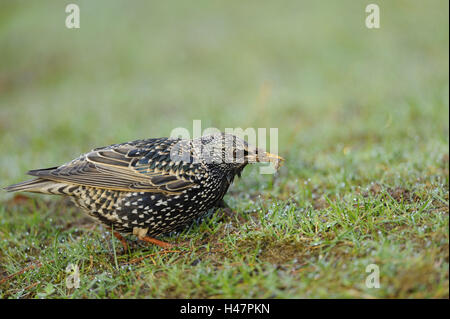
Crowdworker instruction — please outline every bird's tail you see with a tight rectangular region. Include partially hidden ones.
[3,178,70,195]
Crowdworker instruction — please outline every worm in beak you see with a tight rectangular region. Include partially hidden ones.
[245,148,285,170]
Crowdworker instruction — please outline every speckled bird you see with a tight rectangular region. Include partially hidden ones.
[5,133,283,249]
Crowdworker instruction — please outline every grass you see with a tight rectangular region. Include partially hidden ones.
[0,0,448,298]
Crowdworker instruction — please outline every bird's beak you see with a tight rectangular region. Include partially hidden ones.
[257,151,285,170]
[245,149,285,170]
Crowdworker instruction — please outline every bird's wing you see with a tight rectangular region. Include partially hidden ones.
[27,138,205,194]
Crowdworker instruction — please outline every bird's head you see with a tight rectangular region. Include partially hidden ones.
[192,133,284,177]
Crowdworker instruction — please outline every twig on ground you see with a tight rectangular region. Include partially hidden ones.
[0,260,54,285]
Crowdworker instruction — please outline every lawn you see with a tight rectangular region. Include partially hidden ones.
[0,0,448,298]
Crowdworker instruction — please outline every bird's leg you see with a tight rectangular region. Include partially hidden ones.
[138,236,174,249]
[106,227,129,252]
[113,231,129,252]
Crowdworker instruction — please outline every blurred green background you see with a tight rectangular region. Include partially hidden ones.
[0,0,448,184]
[0,0,448,298]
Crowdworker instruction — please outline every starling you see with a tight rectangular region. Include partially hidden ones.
[4,133,283,249]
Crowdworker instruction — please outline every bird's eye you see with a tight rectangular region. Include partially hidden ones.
[244,149,249,157]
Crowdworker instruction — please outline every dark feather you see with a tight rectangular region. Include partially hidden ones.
[23,139,203,194]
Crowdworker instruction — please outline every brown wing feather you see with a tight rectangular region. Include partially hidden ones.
[27,142,201,194]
